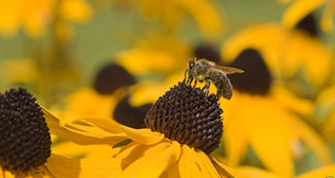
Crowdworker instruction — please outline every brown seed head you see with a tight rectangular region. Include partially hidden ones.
[0,88,51,172]
[145,83,223,154]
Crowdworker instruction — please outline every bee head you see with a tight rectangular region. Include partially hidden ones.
[188,58,196,71]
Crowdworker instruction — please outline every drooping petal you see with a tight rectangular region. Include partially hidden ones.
[43,107,127,145]
[120,142,180,178]
[120,125,164,145]
[52,141,118,158]
[80,117,124,134]
[211,157,250,178]
[44,154,121,178]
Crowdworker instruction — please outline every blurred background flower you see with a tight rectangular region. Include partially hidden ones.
[2,0,335,177]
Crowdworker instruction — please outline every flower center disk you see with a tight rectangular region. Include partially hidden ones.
[0,88,51,172]
[144,82,223,154]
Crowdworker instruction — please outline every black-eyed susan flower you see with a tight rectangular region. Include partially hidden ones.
[0,0,92,38]
[220,49,330,177]
[281,0,335,32]
[45,82,249,177]
[0,88,119,177]
[221,20,332,98]
[50,62,154,158]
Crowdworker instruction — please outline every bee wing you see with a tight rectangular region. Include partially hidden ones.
[213,65,244,74]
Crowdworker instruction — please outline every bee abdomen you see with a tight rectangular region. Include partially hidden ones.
[211,71,233,100]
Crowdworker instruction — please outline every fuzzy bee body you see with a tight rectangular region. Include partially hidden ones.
[187,58,243,100]
[208,69,233,99]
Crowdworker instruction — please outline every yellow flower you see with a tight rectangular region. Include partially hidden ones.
[221,23,332,97]
[219,49,330,177]
[281,0,335,32]
[49,63,139,157]
[0,88,118,177]
[0,0,92,38]
[44,82,250,177]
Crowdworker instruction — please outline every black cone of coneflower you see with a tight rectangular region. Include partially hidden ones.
[93,63,136,95]
[0,88,51,172]
[145,82,223,154]
[295,13,318,37]
[228,49,272,95]
[194,44,221,63]
[114,96,152,129]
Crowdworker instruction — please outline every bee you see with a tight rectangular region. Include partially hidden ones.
[185,58,244,100]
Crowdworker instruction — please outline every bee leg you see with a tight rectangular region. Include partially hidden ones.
[204,81,211,96]
[216,92,222,100]
[193,79,197,88]
[187,71,192,84]
[182,69,188,84]
[187,75,193,85]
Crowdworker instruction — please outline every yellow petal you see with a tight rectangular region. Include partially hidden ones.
[246,99,296,177]
[223,95,248,165]
[120,125,164,145]
[81,117,124,134]
[297,164,335,178]
[282,32,332,88]
[28,165,54,178]
[0,167,15,178]
[282,0,328,29]
[44,154,121,178]
[177,0,222,39]
[120,142,180,178]
[178,145,203,177]
[221,24,286,76]
[43,107,127,145]
[211,157,250,178]
[60,0,92,23]
[192,149,220,177]
[271,85,312,115]
[116,48,179,74]
[237,166,284,178]
[0,1,20,37]
[321,0,335,32]
[293,116,331,164]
